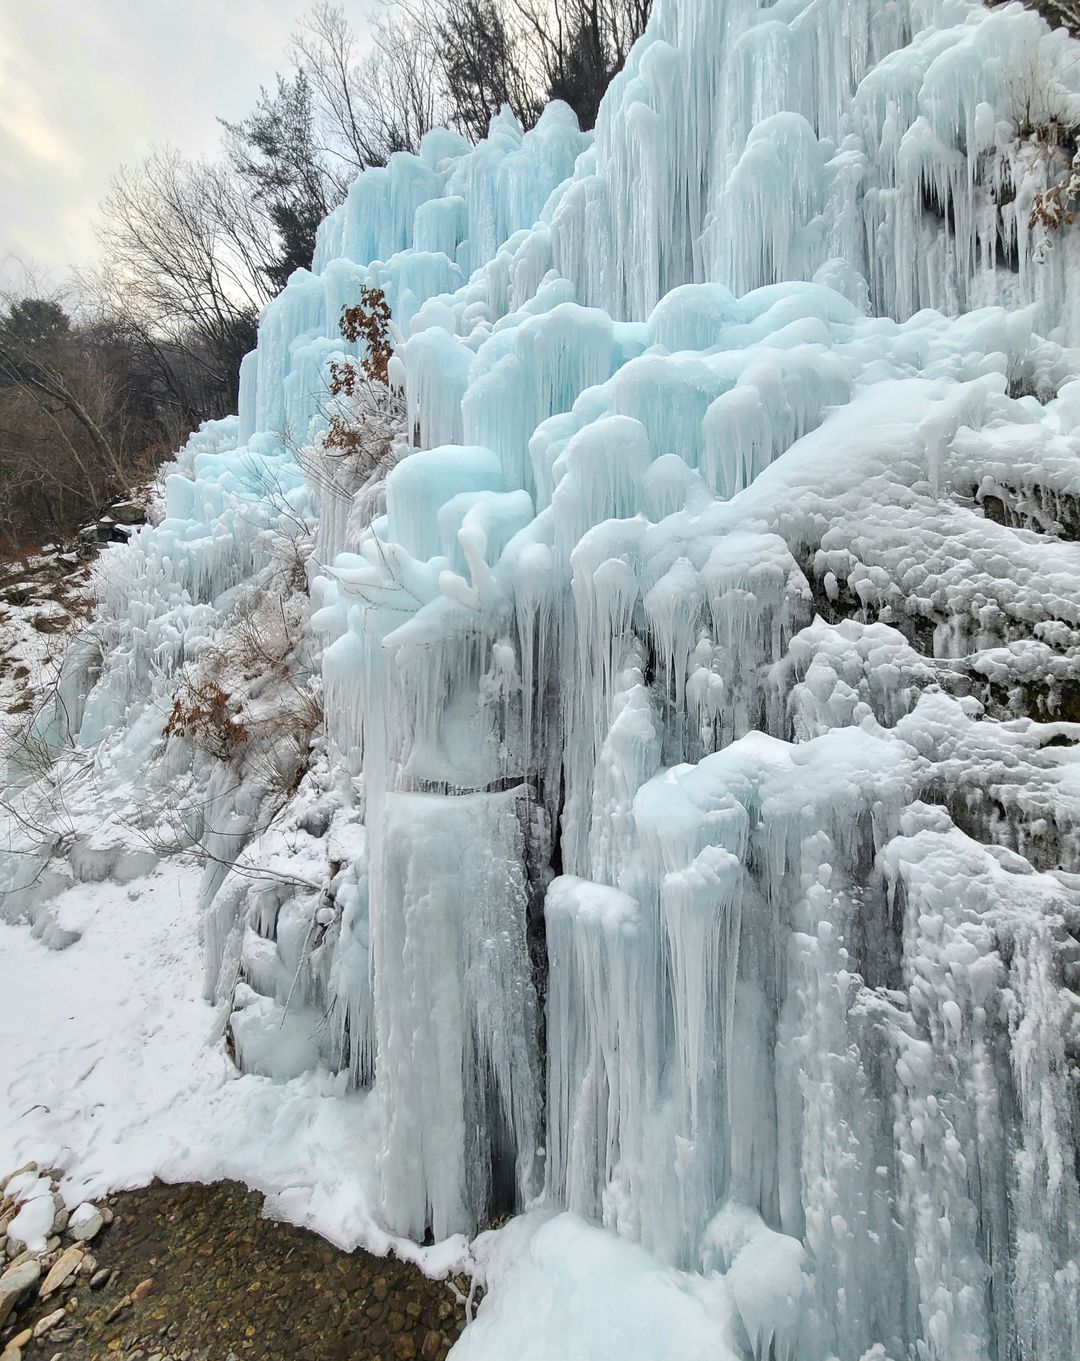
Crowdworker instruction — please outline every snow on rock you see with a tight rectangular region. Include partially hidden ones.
[67,1202,103,1242]
[4,1176,55,1254]
[5,0,1080,1358]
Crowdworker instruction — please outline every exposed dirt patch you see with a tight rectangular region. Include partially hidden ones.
[3,1181,467,1361]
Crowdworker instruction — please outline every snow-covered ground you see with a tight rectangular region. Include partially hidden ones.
[0,861,391,1255]
[0,858,746,1361]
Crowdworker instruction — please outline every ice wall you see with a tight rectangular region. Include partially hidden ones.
[7,1,1080,1358]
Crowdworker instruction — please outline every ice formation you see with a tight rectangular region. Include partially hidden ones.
[5,0,1080,1357]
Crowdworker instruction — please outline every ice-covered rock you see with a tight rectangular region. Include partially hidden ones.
[5,0,1080,1357]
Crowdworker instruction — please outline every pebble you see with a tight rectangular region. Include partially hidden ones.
[105,1294,132,1323]
[32,1306,67,1338]
[39,1244,83,1297]
[0,1345,20,1361]
[90,1266,114,1290]
[131,1276,154,1301]
[50,1193,68,1236]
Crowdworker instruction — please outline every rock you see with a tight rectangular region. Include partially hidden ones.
[101,1206,114,1225]
[78,1251,98,1277]
[0,585,36,607]
[39,1244,83,1297]
[69,1203,104,1241]
[50,1194,68,1236]
[421,1330,443,1360]
[107,502,146,525]
[0,1165,37,1195]
[131,1277,154,1301]
[32,1307,66,1338]
[392,1336,417,1361]
[0,1344,21,1361]
[7,1331,31,1350]
[44,1235,60,1253]
[89,1266,113,1290]
[104,1294,131,1323]
[372,1275,389,1301]
[0,1259,41,1327]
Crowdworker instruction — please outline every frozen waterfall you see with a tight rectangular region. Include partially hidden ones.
[5,0,1080,1358]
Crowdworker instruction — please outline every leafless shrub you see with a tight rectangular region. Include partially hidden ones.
[164,676,249,762]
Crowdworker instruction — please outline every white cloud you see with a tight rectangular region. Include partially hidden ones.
[0,0,325,289]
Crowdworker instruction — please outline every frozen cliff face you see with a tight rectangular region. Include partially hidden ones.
[6,0,1080,1357]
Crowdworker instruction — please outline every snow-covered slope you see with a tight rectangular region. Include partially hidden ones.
[5,1,1080,1358]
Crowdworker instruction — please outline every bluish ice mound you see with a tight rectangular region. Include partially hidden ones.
[7,2,1080,1358]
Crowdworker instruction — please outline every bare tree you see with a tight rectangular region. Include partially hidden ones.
[511,0,650,130]
[402,0,651,139]
[0,287,131,480]
[432,0,542,138]
[991,1,1080,36]
[95,148,268,399]
[291,2,451,170]
[363,5,453,155]
[0,291,140,547]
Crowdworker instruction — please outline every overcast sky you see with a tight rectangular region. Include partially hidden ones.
[0,0,356,293]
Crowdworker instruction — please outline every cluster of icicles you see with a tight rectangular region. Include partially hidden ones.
[14,1,1080,1358]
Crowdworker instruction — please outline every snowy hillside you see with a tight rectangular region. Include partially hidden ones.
[5,0,1080,1357]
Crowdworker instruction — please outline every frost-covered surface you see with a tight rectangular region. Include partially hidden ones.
[0,858,471,1277]
[5,0,1080,1358]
